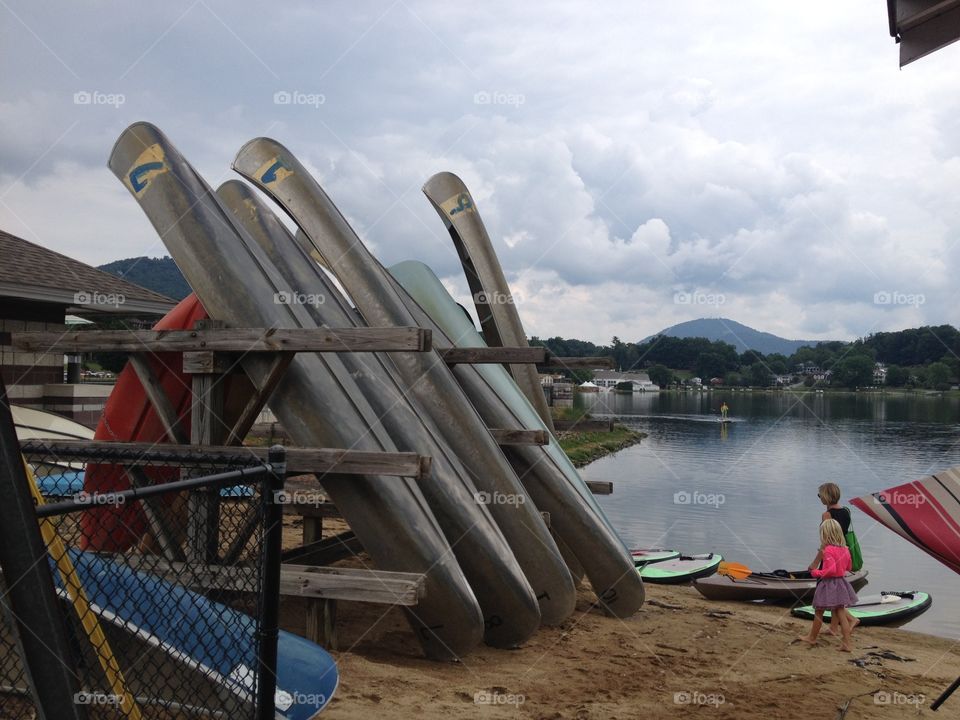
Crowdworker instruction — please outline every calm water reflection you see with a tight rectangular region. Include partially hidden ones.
[581,390,960,638]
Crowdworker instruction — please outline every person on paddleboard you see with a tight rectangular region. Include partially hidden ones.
[798,519,859,652]
[720,401,729,419]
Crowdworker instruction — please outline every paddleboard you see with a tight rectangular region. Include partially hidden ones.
[630,549,680,567]
[58,549,338,718]
[791,591,931,626]
[639,554,723,584]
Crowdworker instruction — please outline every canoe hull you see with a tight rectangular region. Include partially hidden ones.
[694,569,869,602]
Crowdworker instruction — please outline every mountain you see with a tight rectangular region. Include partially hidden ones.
[642,318,822,355]
[98,256,190,301]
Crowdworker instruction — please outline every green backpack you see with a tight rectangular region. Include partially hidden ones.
[844,507,863,571]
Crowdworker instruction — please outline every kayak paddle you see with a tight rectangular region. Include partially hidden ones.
[717,561,752,579]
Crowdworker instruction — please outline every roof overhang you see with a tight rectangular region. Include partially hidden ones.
[888,0,960,66]
[0,281,174,317]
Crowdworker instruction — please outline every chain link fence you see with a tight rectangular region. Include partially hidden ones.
[1,441,284,720]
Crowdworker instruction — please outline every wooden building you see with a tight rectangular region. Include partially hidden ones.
[0,230,175,424]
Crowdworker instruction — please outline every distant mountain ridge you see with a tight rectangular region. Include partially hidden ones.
[98,256,190,301]
[643,318,823,355]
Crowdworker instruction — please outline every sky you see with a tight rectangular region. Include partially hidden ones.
[1,1,959,344]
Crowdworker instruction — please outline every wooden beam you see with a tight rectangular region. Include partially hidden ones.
[187,322,226,564]
[127,355,188,444]
[439,346,547,365]
[585,480,613,495]
[225,353,296,445]
[20,440,430,479]
[11,327,432,353]
[123,558,425,606]
[541,355,615,369]
[489,428,549,446]
[281,501,342,519]
[282,530,363,566]
[280,565,425,606]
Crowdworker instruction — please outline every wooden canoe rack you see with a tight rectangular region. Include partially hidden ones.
[13,323,607,648]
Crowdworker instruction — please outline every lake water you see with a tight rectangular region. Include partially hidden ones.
[579,390,960,639]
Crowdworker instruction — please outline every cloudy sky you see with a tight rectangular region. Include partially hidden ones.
[2,1,959,343]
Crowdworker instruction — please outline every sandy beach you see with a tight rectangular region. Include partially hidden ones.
[279,515,960,719]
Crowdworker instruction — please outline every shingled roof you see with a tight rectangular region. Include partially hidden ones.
[0,230,176,316]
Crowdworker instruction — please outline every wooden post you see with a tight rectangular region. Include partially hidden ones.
[186,320,228,564]
[302,514,332,648]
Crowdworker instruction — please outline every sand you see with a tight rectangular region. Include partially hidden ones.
[278,513,959,719]
[259,402,960,716]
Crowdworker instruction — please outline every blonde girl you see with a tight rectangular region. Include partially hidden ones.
[798,519,859,652]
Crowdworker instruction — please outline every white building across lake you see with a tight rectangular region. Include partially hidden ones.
[591,370,660,392]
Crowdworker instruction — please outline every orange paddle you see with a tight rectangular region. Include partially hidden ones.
[717,561,752,579]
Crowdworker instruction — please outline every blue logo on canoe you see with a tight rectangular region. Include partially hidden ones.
[129,161,164,193]
[261,158,292,184]
[449,192,473,216]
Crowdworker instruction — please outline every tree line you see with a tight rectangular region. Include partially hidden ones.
[531,324,960,390]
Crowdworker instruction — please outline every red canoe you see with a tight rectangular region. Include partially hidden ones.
[80,295,207,551]
[851,466,960,575]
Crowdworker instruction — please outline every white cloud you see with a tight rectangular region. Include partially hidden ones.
[1,0,959,343]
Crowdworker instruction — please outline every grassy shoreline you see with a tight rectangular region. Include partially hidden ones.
[557,424,646,467]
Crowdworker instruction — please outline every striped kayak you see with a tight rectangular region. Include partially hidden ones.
[792,591,932,626]
[639,554,722,584]
[852,467,960,575]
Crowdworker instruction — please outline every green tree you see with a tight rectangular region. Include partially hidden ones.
[648,364,672,387]
[832,355,874,388]
[748,362,772,387]
[885,365,909,387]
[696,352,728,380]
[927,362,952,390]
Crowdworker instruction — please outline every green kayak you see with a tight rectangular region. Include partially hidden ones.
[792,591,932,626]
[639,554,723,584]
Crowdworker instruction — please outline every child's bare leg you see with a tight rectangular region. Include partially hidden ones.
[837,609,853,652]
[827,612,840,636]
[798,609,824,644]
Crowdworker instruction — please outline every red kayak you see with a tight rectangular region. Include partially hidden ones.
[852,467,960,575]
[81,295,207,551]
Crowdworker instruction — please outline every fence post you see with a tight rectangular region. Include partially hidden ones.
[0,377,85,720]
[257,445,286,720]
